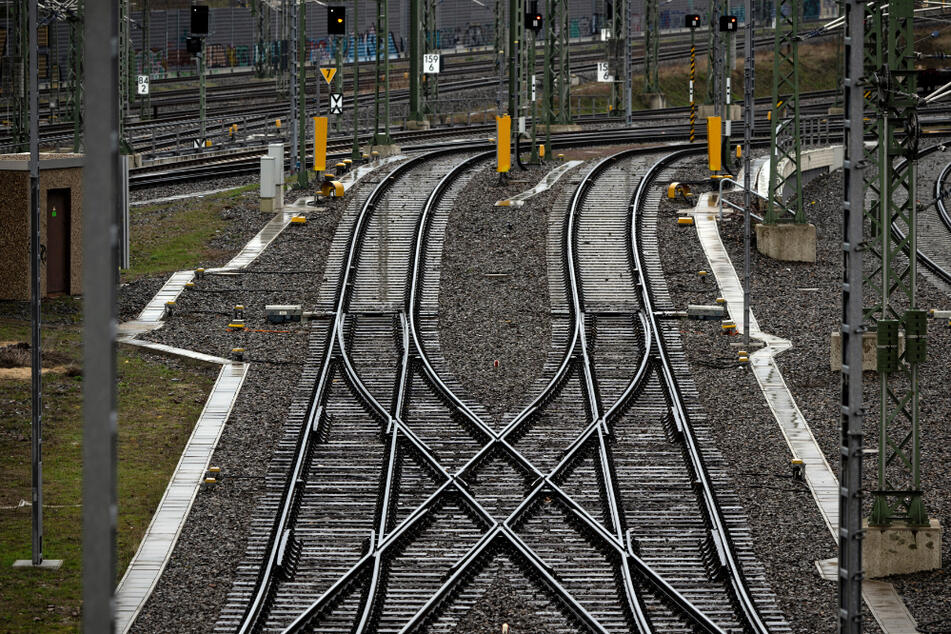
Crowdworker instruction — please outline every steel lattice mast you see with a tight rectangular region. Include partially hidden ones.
[706,0,720,106]
[423,0,437,115]
[372,0,391,144]
[765,0,804,224]
[543,0,570,127]
[644,0,659,94]
[409,0,422,121]
[608,0,624,114]
[869,0,928,528]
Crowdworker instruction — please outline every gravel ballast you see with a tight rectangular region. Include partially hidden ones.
[129,186,352,633]
[716,163,951,630]
[438,163,563,423]
[655,161,842,632]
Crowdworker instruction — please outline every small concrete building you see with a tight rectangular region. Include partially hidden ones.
[0,153,83,299]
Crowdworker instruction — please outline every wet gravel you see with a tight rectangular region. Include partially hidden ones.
[717,164,951,630]
[438,163,562,423]
[130,189,350,633]
[656,161,842,632]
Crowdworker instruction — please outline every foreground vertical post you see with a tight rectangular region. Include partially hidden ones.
[742,0,753,352]
[83,0,120,629]
[29,0,44,570]
[839,0,865,629]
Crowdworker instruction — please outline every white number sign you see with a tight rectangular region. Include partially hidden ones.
[600,28,611,41]
[423,53,440,74]
[597,62,613,83]
[137,75,150,95]
[531,75,536,102]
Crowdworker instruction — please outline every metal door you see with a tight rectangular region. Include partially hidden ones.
[46,189,70,295]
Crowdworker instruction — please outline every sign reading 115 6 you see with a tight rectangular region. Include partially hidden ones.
[423,53,440,74]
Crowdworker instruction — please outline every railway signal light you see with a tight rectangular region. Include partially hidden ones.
[186,35,202,55]
[719,15,738,32]
[190,5,209,35]
[685,14,701,29]
[526,12,543,32]
[327,6,346,35]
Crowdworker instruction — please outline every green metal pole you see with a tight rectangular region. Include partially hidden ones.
[870,0,927,527]
[529,29,537,161]
[335,35,343,132]
[508,0,517,117]
[297,0,307,187]
[141,0,151,118]
[352,0,361,160]
[372,0,390,145]
[409,0,421,121]
[645,0,659,93]
[70,4,84,152]
[199,45,206,142]
[766,0,803,223]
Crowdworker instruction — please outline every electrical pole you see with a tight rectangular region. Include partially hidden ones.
[409,0,422,121]
[624,0,632,123]
[29,0,44,571]
[423,0,437,115]
[198,43,206,142]
[645,0,659,94]
[68,3,84,152]
[868,0,928,529]
[839,0,865,629]
[495,0,505,114]
[352,0,361,160]
[742,0,753,354]
[707,0,720,109]
[297,0,308,187]
[765,0,804,224]
[508,0,518,117]
[140,0,151,118]
[372,0,391,145]
[83,0,120,627]
[335,34,343,132]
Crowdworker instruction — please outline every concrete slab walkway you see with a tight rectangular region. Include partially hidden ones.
[495,160,583,207]
[114,156,400,631]
[688,191,918,633]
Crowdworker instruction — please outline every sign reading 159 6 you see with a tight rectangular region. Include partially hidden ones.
[423,53,440,74]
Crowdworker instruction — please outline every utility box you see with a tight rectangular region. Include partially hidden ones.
[0,153,83,299]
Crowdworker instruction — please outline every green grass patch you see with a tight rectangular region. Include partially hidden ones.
[124,185,256,281]
[0,311,216,631]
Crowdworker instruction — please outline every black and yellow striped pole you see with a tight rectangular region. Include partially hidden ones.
[686,14,700,142]
[690,44,696,142]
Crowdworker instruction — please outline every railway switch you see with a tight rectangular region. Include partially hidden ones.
[164,301,175,318]
[233,305,245,321]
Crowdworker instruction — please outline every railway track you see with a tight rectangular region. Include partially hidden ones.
[212,141,790,632]
[924,159,951,288]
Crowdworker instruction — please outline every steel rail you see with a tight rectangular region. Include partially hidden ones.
[631,148,771,634]
[234,144,488,633]
[283,150,610,632]
[399,147,726,632]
